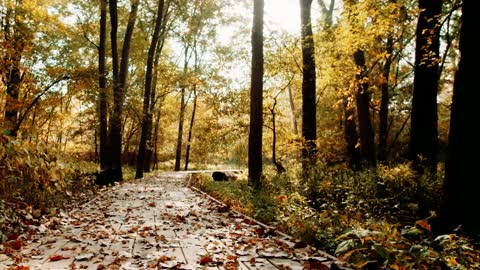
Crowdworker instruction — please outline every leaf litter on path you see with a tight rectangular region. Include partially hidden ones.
[0,172,354,270]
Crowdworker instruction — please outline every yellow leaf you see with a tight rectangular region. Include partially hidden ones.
[447,257,458,266]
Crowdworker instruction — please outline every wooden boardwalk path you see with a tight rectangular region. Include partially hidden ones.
[0,172,354,270]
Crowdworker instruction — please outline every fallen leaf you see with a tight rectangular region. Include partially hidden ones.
[416,219,431,232]
[293,241,307,249]
[5,239,23,250]
[49,254,68,261]
[304,259,330,270]
[75,253,94,261]
[217,205,230,213]
[199,254,214,265]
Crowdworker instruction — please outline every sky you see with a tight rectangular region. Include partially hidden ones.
[264,0,302,34]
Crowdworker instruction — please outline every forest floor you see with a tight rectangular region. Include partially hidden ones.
[0,171,354,270]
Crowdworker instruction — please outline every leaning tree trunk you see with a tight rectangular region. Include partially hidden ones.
[300,0,317,174]
[409,0,442,174]
[270,97,286,174]
[136,0,165,179]
[184,86,197,170]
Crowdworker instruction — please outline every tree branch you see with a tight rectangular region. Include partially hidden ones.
[13,76,70,135]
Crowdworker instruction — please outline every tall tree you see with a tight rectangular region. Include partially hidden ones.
[136,0,165,179]
[174,46,189,171]
[440,0,479,236]
[248,0,264,188]
[184,86,197,170]
[98,0,109,170]
[299,0,317,173]
[410,0,442,174]
[353,49,376,168]
[2,2,29,137]
[316,0,335,29]
[103,0,139,183]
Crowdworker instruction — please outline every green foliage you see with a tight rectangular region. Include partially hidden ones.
[190,164,480,269]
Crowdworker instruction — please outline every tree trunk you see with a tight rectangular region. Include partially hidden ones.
[440,0,479,236]
[317,0,335,29]
[174,85,187,171]
[248,0,264,189]
[98,0,109,170]
[174,42,192,172]
[184,86,197,170]
[353,49,376,169]
[378,37,394,162]
[136,0,165,179]
[300,0,317,174]
[102,0,139,184]
[344,98,361,170]
[287,85,299,135]
[4,59,21,137]
[410,0,442,174]
[3,4,26,138]
[270,98,286,174]
[152,100,163,171]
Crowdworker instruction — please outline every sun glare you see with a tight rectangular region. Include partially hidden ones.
[264,0,302,34]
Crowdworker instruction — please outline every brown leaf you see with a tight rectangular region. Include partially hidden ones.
[158,255,170,263]
[5,239,23,250]
[217,205,230,213]
[416,219,431,232]
[49,254,68,261]
[293,241,307,248]
[199,254,214,265]
[304,260,329,270]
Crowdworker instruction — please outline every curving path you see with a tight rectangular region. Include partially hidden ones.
[0,172,354,270]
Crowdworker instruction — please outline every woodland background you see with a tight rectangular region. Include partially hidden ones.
[1,0,478,268]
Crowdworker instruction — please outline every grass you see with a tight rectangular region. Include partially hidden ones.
[190,164,480,269]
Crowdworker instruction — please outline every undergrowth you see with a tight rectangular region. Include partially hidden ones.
[190,164,480,270]
[0,136,99,243]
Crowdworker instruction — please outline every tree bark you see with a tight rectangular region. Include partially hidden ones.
[104,0,139,184]
[248,0,264,189]
[184,86,197,170]
[174,46,189,171]
[287,85,299,135]
[136,0,165,179]
[440,0,479,236]
[344,98,361,170]
[410,0,442,174]
[300,0,317,173]
[353,49,376,169]
[2,4,28,138]
[378,37,393,162]
[98,0,109,170]
[270,97,286,174]
[317,0,335,29]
